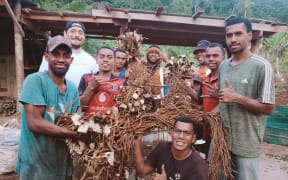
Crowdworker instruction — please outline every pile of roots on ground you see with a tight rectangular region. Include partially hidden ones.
[56,31,233,180]
[0,96,17,116]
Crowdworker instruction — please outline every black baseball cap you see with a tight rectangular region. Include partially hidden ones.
[64,21,86,32]
[193,40,210,54]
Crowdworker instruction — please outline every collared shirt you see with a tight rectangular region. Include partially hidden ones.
[202,74,219,112]
[197,65,211,81]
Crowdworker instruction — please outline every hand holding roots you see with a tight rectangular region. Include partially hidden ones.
[57,31,233,180]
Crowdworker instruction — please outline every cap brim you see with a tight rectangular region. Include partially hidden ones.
[48,43,71,52]
[193,47,206,54]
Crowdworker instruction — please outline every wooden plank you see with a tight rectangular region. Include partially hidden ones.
[92,9,288,33]
[192,11,203,19]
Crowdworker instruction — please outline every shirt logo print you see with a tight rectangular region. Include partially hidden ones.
[241,78,248,84]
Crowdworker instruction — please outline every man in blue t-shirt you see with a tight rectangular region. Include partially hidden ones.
[16,35,82,180]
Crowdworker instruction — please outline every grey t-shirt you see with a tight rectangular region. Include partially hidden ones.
[219,54,275,157]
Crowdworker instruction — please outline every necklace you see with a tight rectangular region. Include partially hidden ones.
[171,148,192,180]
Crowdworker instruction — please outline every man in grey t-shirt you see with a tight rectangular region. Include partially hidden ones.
[216,16,275,180]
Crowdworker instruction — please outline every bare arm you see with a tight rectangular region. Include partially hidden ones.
[183,83,200,103]
[134,136,154,177]
[24,104,78,138]
[80,76,107,110]
[80,86,96,110]
[219,80,274,115]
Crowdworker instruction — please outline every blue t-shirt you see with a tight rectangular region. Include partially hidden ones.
[16,72,80,180]
[118,68,126,79]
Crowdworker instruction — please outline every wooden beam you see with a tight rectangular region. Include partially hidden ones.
[14,0,24,112]
[155,6,163,17]
[3,0,25,37]
[22,8,32,16]
[24,13,114,24]
[192,11,203,19]
[92,9,288,33]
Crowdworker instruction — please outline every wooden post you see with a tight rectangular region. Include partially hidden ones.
[14,0,24,112]
[251,21,264,54]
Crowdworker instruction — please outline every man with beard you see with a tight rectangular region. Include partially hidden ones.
[79,47,125,114]
[16,35,83,180]
[218,16,275,180]
[134,116,208,180]
[39,21,98,87]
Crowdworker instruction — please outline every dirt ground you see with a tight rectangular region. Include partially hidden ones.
[0,143,287,180]
[275,91,288,106]
[259,143,288,180]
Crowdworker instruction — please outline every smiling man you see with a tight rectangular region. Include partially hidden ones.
[134,116,208,180]
[39,21,98,87]
[16,35,82,180]
[78,47,125,114]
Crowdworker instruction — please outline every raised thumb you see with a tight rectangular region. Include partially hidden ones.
[161,164,166,175]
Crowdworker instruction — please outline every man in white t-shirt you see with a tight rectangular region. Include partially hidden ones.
[39,21,99,87]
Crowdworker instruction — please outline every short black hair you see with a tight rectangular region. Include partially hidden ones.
[174,116,196,133]
[174,116,203,139]
[96,46,114,56]
[114,48,127,56]
[114,48,128,68]
[225,16,252,32]
[207,42,226,55]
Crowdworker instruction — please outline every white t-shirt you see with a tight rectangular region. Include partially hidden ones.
[39,50,99,87]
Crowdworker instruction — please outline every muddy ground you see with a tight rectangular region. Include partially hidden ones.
[0,142,287,180]
[259,143,288,180]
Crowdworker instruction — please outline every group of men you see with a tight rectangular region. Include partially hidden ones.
[17,16,275,180]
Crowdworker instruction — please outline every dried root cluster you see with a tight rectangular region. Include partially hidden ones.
[117,30,144,64]
[57,31,233,180]
[0,96,17,116]
[163,55,197,80]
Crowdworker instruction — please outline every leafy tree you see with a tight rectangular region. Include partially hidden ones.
[232,0,255,17]
[261,33,288,83]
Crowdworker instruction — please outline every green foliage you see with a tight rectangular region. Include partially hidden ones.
[251,0,288,23]
[84,39,116,55]
[233,0,255,17]
[262,33,288,64]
